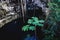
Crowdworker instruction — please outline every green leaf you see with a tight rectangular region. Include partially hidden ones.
[39,20,45,23]
[28,17,45,27]
[58,0,60,2]
[32,21,39,25]
[22,25,29,31]
[29,26,35,31]
[32,17,39,21]
[38,23,44,27]
[28,19,33,24]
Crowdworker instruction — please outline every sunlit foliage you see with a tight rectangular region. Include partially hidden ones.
[28,17,45,26]
[22,17,45,31]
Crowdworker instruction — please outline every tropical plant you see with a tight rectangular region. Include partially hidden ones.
[22,17,45,31]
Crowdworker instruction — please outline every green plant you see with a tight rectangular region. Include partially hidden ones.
[43,0,60,40]
[28,17,45,26]
[22,17,45,31]
[48,0,60,22]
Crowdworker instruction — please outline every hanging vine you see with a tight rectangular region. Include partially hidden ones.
[21,0,25,23]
